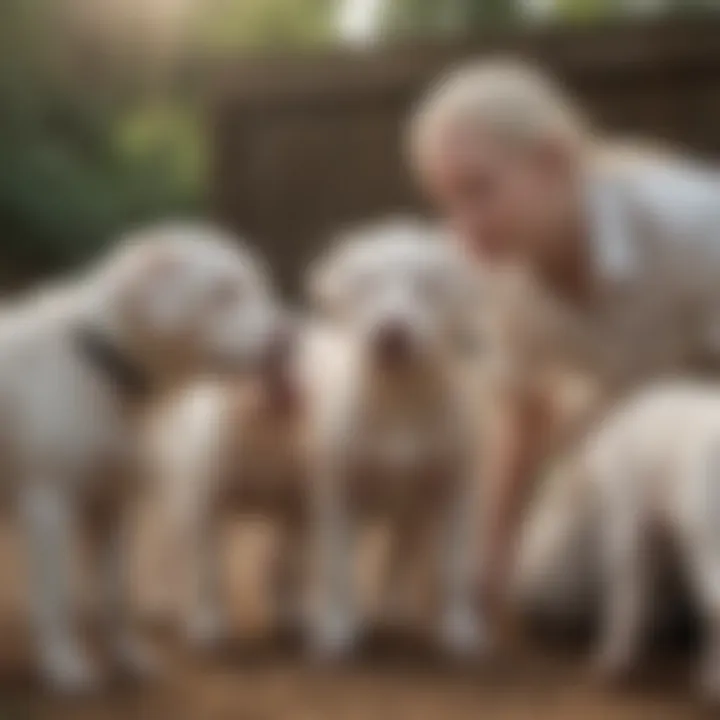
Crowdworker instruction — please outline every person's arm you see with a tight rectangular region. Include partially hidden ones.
[480,382,549,629]
[475,266,564,631]
[480,365,612,630]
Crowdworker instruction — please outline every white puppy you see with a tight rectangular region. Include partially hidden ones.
[144,328,307,648]
[584,382,720,700]
[304,218,486,659]
[1,222,283,692]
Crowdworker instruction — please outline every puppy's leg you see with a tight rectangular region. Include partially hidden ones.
[135,484,181,627]
[20,482,98,692]
[381,520,420,628]
[185,502,228,651]
[689,546,720,702]
[272,516,307,636]
[97,502,159,681]
[381,513,437,630]
[440,468,485,657]
[592,470,649,683]
[684,449,720,702]
[309,459,358,660]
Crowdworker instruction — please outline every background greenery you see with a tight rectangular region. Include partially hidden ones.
[0,0,715,278]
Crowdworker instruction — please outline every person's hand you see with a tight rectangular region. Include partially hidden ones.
[477,386,548,653]
[476,541,524,654]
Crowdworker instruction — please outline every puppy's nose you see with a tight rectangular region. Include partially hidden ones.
[373,320,413,364]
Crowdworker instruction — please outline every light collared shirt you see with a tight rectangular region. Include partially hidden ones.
[485,156,720,398]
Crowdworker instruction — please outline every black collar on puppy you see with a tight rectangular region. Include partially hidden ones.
[73,325,152,401]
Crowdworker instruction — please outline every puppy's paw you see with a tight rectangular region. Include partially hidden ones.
[308,612,358,663]
[186,609,230,652]
[113,635,161,682]
[275,597,308,637]
[697,653,720,705]
[137,594,176,630]
[40,642,101,694]
[589,641,636,687]
[439,608,488,660]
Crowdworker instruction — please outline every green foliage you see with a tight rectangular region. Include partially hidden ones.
[382,0,519,37]
[114,103,206,212]
[191,0,335,50]
[553,0,620,22]
[0,0,338,275]
[0,1,205,274]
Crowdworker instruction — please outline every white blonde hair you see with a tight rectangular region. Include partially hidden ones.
[409,59,591,170]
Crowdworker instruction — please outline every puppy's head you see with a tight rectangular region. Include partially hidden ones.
[96,222,289,382]
[308,218,481,372]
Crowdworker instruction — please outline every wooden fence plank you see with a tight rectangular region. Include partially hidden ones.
[210,17,720,293]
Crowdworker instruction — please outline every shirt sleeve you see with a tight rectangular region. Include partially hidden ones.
[624,160,720,373]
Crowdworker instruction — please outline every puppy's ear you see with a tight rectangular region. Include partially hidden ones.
[121,246,187,338]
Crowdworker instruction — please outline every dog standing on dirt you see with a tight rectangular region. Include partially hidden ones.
[304,218,487,660]
[583,382,720,701]
[144,324,307,650]
[1,223,284,692]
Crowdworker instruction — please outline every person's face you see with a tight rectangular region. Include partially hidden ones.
[420,124,579,267]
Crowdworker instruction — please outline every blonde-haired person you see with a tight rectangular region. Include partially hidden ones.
[410,59,720,671]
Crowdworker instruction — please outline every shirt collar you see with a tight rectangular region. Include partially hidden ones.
[585,167,640,288]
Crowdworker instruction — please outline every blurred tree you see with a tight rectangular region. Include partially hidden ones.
[0,0,206,276]
[0,0,338,278]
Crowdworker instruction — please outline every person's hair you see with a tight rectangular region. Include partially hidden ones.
[408,59,592,170]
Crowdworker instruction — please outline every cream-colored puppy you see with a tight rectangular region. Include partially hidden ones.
[144,331,307,649]
[584,382,720,700]
[2,222,284,692]
[305,218,486,659]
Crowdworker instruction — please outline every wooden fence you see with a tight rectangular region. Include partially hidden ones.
[210,17,720,292]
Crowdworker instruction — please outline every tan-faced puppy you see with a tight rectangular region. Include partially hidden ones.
[1,222,284,692]
[143,326,308,650]
[304,218,486,660]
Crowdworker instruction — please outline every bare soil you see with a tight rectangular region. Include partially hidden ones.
[0,525,713,720]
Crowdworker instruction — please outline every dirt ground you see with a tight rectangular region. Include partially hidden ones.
[0,526,714,720]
